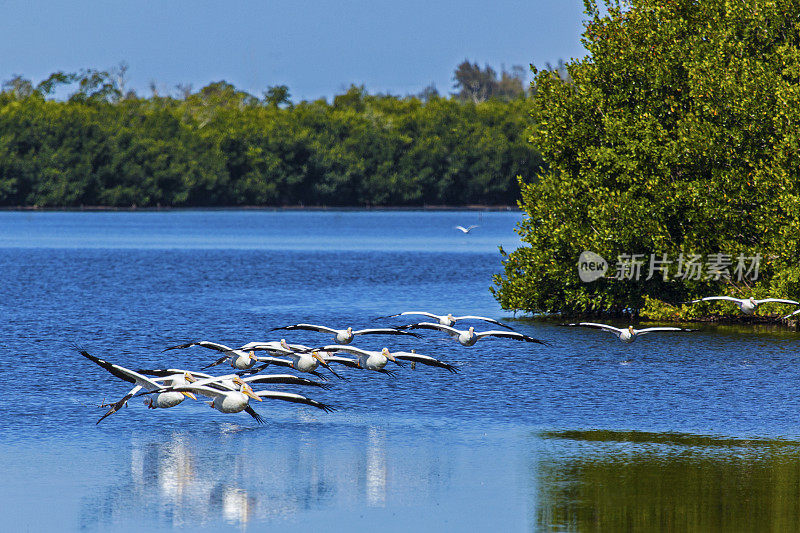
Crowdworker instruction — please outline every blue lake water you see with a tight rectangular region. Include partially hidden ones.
[3,210,800,531]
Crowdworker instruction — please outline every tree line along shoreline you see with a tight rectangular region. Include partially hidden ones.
[0,61,540,209]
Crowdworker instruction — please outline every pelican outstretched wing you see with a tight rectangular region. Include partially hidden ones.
[563,322,625,337]
[375,311,442,321]
[453,315,514,330]
[79,350,163,389]
[352,328,420,338]
[393,352,459,373]
[270,324,340,335]
[243,405,265,424]
[689,296,743,304]
[323,356,361,368]
[255,391,335,412]
[244,374,332,390]
[399,322,462,336]
[634,327,694,336]
[162,341,237,353]
[754,298,800,305]
[473,330,550,345]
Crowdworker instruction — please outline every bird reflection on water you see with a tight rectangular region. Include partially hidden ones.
[79,422,399,529]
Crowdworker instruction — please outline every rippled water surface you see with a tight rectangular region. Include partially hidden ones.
[2,210,800,531]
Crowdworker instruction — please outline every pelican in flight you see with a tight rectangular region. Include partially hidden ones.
[243,339,344,379]
[269,324,419,344]
[455,225,478,234]
[150,378,334,423]
[320,346,458,373]
[137,368,332,390]
[688,296,800,315]
[376,311,514,330]
[163,341,259,370]
[78,350,196,424]
[315,345,404,372]
[399,322,549,346]
[562,323,693,343]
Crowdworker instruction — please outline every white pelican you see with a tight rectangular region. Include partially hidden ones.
[79,350,196,424]
[688,296,799,315]
[455,225,478,234]
[247,341,344,380]
[377,311,514,330]
[562,323,693,343]
[269,324,419,344]
[399,322,549,346]
[137,368,332,390]
[163,341,258,370]
[316,345,402,372]
[320,347,458,374]
[152,379,335,423]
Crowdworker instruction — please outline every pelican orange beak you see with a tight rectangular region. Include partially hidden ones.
[181,391,197,400]
[382,348,396,362]
[312,351,327,363]
[184,372,195,383]
[243,384,262,402]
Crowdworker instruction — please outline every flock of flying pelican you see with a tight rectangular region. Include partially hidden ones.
[79,311,546,425]
[80,296,800,425]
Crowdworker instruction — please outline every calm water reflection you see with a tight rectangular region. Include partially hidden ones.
[3,211,800,531]
[536,430,800,532]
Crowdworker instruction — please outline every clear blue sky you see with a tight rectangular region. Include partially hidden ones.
[0,0,589,101]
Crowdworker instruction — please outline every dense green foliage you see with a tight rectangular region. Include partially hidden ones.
[0,71,539,207]
[494,0,800,318]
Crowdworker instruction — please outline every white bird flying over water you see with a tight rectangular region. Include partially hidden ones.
[376,311,514,330]
[163,341,259,370]
[238,339,344,379]
[148,378,334,423]
[688,296,800,315]
[455,225,478,234]
[399,322,549,346]
[137,368,332,390]
[319,346,457,373]
[269,324,419,344]
[78,350,196,424]
[314,345,403,373]
[561,323,693,343]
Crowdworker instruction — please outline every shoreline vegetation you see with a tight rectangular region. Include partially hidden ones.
[0,61,541,209]
[493,0,800,323]
[0,204,519,212]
